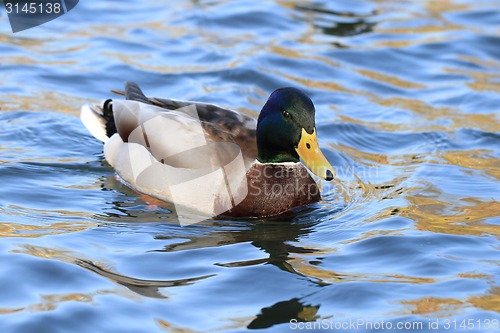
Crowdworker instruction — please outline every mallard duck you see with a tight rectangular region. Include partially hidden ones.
[81,82,334,219]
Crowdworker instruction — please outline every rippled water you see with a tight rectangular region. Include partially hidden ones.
[1,0,499,332]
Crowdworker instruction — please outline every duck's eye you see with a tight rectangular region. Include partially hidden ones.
[282,110,291,118]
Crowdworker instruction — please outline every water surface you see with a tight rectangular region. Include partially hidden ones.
[1,0,499,332]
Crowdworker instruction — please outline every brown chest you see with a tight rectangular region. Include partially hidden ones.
[224,163,321,218]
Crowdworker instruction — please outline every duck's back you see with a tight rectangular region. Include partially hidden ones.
[124,82,258,163]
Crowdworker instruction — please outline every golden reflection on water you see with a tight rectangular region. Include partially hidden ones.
[0,205,97,238]
[357,69,426,90]
[445,67,500,93]
[0,33,50,48]
[377,23,463,35]
[401,286,500,315]
[1,91,90,115]
[276,0,488,50]
[444,51,500,94]
[401,297,465,315]
[372,96,500,132]
[469,287,500,312]
[103,51,244,75]
[333,142,389,166]
[440,150,500,179]
[2,55,75,67]
[403,197,500,237]
[155,318,199,333]
[370,0,496,49]
[264,67,360,95]
[459,54,500,70]
[286,257,436,285]
[0,289,130,315]
[0,219,95,238]
[269,44,340,68]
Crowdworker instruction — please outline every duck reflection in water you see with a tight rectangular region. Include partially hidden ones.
[151,214,335,329]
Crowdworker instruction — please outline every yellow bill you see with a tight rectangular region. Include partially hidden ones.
[295,128,335,181]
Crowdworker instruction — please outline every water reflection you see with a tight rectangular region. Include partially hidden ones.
[296,3,377,37]
[154,219,322,275]
[76,258,215,298]
[1,0,500,331]
[401,286,500,315]
[248,298,319,329]
[0,219,94,238]
[468,286,500,313]
[14,245,215,300]
[0,291,97,314]
[403,194,500,237]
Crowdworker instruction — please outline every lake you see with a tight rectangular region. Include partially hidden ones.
[0,0,499,332]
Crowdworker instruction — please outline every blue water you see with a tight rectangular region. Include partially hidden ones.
[1,0,499,332]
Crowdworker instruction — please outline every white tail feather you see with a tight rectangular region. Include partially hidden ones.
[80,104,109,143]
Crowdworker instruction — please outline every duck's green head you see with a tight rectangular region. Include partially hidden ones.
[257,87,335,181]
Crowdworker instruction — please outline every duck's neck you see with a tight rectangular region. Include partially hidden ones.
[257,149,299,164]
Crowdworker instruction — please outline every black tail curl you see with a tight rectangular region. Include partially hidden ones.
[102,99,117,138]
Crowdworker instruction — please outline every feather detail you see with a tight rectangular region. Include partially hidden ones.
[80,103,109,143]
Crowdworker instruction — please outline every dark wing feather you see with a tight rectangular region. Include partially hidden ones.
[120,82,258,162]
